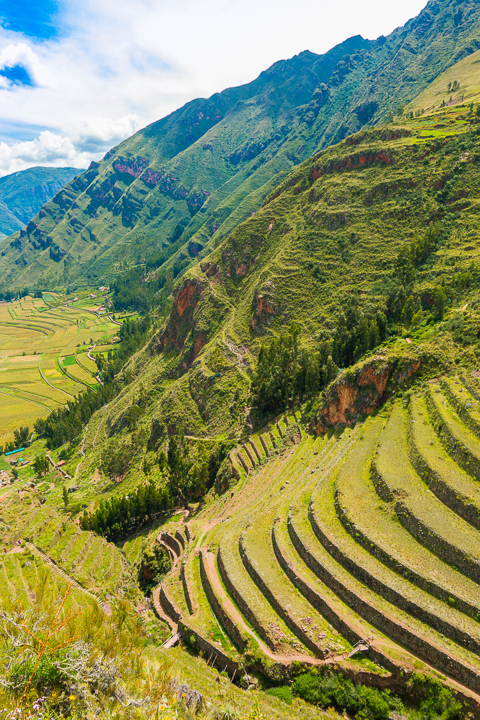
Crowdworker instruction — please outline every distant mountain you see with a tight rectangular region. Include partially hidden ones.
[0,166,82,239]
[1,0,480,292]
[0,199,24,240]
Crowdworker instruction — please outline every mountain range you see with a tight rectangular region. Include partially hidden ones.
[1,0,479,292]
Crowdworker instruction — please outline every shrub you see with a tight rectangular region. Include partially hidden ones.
[137,543,172,593]
[293,670,389,720]
[265,686,293,704]
[405,673,463,720]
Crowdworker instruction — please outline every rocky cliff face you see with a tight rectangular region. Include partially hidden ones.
[155,277,207,356]
[315,354,421,432]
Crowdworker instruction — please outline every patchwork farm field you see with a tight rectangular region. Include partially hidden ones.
[0,293,119,444]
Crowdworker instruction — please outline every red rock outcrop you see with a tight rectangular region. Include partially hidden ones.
[154,277,207,356]
[113,156,149,178]
[250,288,278,332]
[310,150,393,181]
[316,354,421,433]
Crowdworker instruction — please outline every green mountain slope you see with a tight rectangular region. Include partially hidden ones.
[0,166,82,238]
[0,198,23,239]
[68,103,480,450]
[1,0,480,292]
[408,47,480,113]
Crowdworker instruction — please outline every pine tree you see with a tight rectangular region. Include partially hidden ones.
[62,485,69,507]
[368,320,380,350]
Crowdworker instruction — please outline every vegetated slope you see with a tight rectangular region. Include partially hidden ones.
[75,103,480,449]
[1,0,480,292]
[7,110,480,716]
[0,166,82,238]
[408,47,480,114]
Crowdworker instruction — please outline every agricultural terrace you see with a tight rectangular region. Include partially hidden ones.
[0,292,120,444]
[142,382,480,708]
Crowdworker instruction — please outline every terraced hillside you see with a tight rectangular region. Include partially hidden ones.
[0,293,119,443]
[145,382,480,708]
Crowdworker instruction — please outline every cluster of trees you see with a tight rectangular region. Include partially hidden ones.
[393,223,440,286]
[250,224,465,419]
[111,232,191,313]
[137,544,172,593]
[0,288,41,303]
[251,300,389,418]
[33,455,50,477]
[159,428,209,507]
[292,670,462,720]
[83,429,221,540]
[387,223,477,326]
[447,80,460,94]
[34,315,152,448]
[81,480,172,542]
[100,438,134,481]
[251,324,338,416]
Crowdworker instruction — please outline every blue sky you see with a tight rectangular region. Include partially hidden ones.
[0,0,428,176]
[0,0,59,40]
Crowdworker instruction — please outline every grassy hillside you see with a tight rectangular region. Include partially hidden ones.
[0,166,82,237]
[1,0,480,294]
[71,102,479,451]
[7,44,480,719]
[408,47,480,113]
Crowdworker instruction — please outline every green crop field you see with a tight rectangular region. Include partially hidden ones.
[0,292,119,444]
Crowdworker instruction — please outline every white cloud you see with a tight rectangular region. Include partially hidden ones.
[0,132,83,175]
[0,0,429,176]
[67,114,142,153]
[0,114,143,175]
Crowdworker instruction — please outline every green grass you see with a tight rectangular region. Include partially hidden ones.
[410,394,480,522]
[62,355,77,366]
[328,416,480,662]
[375,403,480,572]
[334,409,480,615]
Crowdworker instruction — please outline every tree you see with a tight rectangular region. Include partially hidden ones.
[433,286,447,320]
[100,438,132,481]
[13,426,30,447]
[401,296,416,327]
[324,356,338,385]
[62,485,69,507]
[368,320,380,350]
[33,455,50,478]
[411,309,422,326]
[166,430,208,507]
[138,544,172,593]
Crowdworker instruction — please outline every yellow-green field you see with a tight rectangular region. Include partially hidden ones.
[0,293,119,444]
